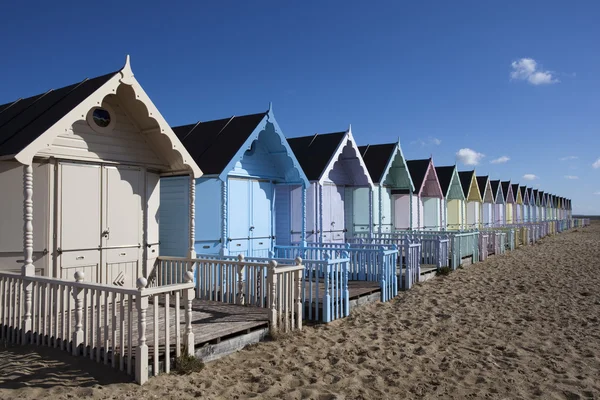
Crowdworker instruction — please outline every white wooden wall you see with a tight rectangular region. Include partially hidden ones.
[0,161,51,274]
[36,96,168,170]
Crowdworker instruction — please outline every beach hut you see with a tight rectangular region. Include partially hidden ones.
[287,127,373,243]
[512,184,523,223]
[477,176,494,228]
[539,191,547,221]
[490,180,505,226]
[160,107,309,258]
[459,170,482,229]
[358,141,414,234]
[520,187,530,223]
[0,56,201,287]
[532,189,540,222]
[502,181,515,224]
[435,165,465,230]
[406,158,444,230]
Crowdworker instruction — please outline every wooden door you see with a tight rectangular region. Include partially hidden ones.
[380,187,393,233]
[250,180,273,257]
[323,184,345,243]
[57,162,143,287]
[102,166,143,287]
[57,162,102,282]
[228,178,250,256]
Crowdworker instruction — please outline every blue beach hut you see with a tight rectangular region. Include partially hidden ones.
[159,107,309,257]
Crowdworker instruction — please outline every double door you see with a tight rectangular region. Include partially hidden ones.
[56,162,143,287]
[228,178,273,257]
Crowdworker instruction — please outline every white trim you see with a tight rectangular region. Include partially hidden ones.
[13,56,202,179]
[317,127,374,188]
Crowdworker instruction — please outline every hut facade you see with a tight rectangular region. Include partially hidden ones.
[490,180,505,226]
[477,176,494,228]
[159,107,309,258]
[512,184,523,223]
[459,170,482,229]
[502,181,515,224]
[0,57,201,288]
[406,159,444,230]
[287,128,373,243]
[435,165,465,230]
[358,141,414,234]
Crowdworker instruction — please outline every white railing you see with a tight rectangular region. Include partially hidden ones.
[150,255,305,333]
[0,271,195,385]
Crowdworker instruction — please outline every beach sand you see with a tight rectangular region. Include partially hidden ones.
[2,222,599,399]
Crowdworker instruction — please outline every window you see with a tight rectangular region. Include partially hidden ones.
[87,105,115,133]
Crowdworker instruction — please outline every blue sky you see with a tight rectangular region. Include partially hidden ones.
[1,1,599,214]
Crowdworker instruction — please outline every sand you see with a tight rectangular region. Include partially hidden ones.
[2,222,599,400]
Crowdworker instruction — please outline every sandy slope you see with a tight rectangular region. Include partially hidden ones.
[2,222,599,400]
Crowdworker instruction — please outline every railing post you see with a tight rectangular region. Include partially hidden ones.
[72,271,84,355]
[135,278,149,385]
[322,253,331,323]
[183,271,195,356]
[294,257,303,330]
[267,261,278,334]
[236,254,245,305]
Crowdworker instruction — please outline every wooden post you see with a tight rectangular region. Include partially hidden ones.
[72,271,84,355]
[188,175,196,259]
[21,165,34,342]
[220,180,229,256]
[267,261,278,333]
[135,278,149,385]
[236,254,245,305]
[301,186,307,247]
[318,184,324,245]
[294,257,303,330]
[183,271,195,356]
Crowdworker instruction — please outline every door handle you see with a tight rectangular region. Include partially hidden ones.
[102,228,110,239]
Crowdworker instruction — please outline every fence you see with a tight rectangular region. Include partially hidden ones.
[150,256,306,329]
[274,244,398,303]
[0,271,195,385]
[351,233,449,269]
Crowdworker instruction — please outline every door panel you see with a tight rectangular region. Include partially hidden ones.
[381,187,392,232]
[228,179,250,256]
[58,163,102,282]
[251,180,273,257]
[103,166,142,287]
[323,184,345,243]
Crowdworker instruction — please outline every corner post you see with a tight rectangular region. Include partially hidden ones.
[72,271,85,355]
[183,271,195,356]
[135,278,149,385]
[318,184,324,245]
[301,186,307,247]
[188,174,196,259]
[22,165,34,343]
[378,185,383,235]
[220,179,229,256]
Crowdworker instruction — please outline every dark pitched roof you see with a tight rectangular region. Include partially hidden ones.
[0,71,118,157]
[458,171,474,197]
[476,176,489,198]
[435,166,456,195]
[287,132,346,181]
[406,159,431,193]
[358,143,396,183]
[511,184,520,200]
[501,181,512,200]
[173,112,267,175]
[490,180,501,200]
